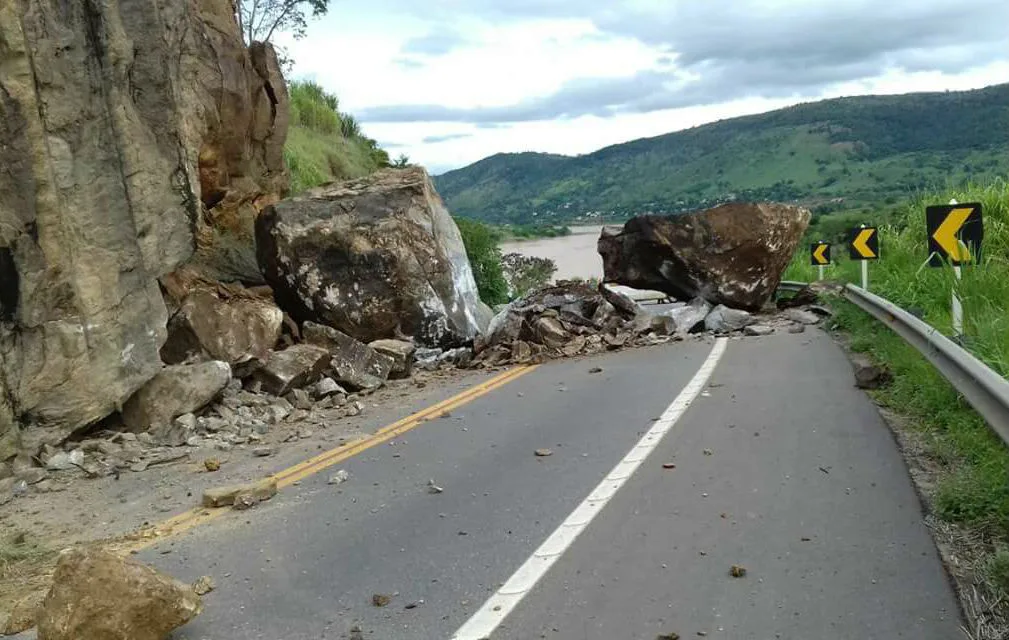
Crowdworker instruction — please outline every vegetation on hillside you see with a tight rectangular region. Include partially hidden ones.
[785,178,1009,632]
[502,253,557,298]
[454,217,509,306]
[284,81,390,194]
[497,224,572,240]
[435,84,1009,225]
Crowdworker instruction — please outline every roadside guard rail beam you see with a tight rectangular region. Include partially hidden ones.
[840,283,1009,446]
[777,280,809,293]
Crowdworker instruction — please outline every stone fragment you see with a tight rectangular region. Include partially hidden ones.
[785,308,820,325]
[851,354,892,389]
[121,362,231,432]
[743,324,774,336]
[368,339,416,378]
[704,305,756,333]
[35,548,202,640]
[303,322,393,390]
[251,345,330,396]
[202,477,278,508]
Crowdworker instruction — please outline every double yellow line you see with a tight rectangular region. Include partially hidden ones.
[117,365,536,554]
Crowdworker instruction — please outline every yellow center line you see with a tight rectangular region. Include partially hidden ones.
[116,365,536,555]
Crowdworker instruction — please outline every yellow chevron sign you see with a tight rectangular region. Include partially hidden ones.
[810,242,830,265]
[847,227,878,260]
[927,203,982,267]
[933,208,973,262]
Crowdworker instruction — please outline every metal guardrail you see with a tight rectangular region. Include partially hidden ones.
[777,280,809,293]
[841,283,1009,445]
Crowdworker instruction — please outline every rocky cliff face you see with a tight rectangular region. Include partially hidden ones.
[0,0,288,458]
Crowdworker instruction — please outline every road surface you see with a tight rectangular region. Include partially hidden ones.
[140,328,960,639]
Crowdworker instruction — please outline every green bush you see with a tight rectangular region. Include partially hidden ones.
[454,217,509,306]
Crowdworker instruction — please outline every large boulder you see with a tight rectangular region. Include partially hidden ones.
[36,547,202,640]
[0,0,288,457]
[303,322,394,390]
[160,280,282,367]
[121,361,231,432]
[256,167,491,347]
[598,202,810,311]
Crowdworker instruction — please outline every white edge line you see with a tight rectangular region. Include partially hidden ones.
[450,337,729,640]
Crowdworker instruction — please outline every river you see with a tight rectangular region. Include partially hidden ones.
[499,225,606,281]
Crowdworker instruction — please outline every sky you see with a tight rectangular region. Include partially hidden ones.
[279,0,1009,175]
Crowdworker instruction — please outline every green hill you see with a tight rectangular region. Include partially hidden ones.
[434,84,1009,225]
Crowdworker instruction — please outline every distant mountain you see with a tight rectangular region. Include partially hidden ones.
[434,84,1009,224]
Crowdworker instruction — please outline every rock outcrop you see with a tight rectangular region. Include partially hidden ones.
[256,167,492,348]
[598,203,810,311]
[0,0,289,458]
[36,547,202,640]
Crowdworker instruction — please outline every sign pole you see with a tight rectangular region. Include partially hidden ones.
[949,199,963,338]
[860,224,869,289]
[818,264,824,281]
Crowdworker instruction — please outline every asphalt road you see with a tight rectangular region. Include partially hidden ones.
[140,329,961,639]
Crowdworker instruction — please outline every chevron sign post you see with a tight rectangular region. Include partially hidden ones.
[846,225,879,290]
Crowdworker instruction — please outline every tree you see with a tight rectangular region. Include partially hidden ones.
[391,153,411,168]
[236,0,330,45]
[454,218,509,306]
[501,253,557,297]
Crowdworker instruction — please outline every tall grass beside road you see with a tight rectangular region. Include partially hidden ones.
[785,178,1009,635]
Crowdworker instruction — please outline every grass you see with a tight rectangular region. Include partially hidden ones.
[785,177,1009,634]
[0,531,51,579]
[285,81,390,194]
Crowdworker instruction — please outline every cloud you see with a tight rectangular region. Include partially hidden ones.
[358,0,1009,124]
[422,133,474,144]
[400,27,469,56]
[393,57,426,70]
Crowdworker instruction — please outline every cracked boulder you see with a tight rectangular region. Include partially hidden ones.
[256,167,493,348]
[598,202,810,311]
[303,322,394,390]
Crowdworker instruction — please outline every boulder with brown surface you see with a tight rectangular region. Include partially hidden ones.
[121,361,231,433]
[251,344,330,396]
[369,339,416,378]
[598,203,810,311]
[159,274,283,368]
[36,547,202,640]
[0,0,288,458]
[256,167,493,348]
